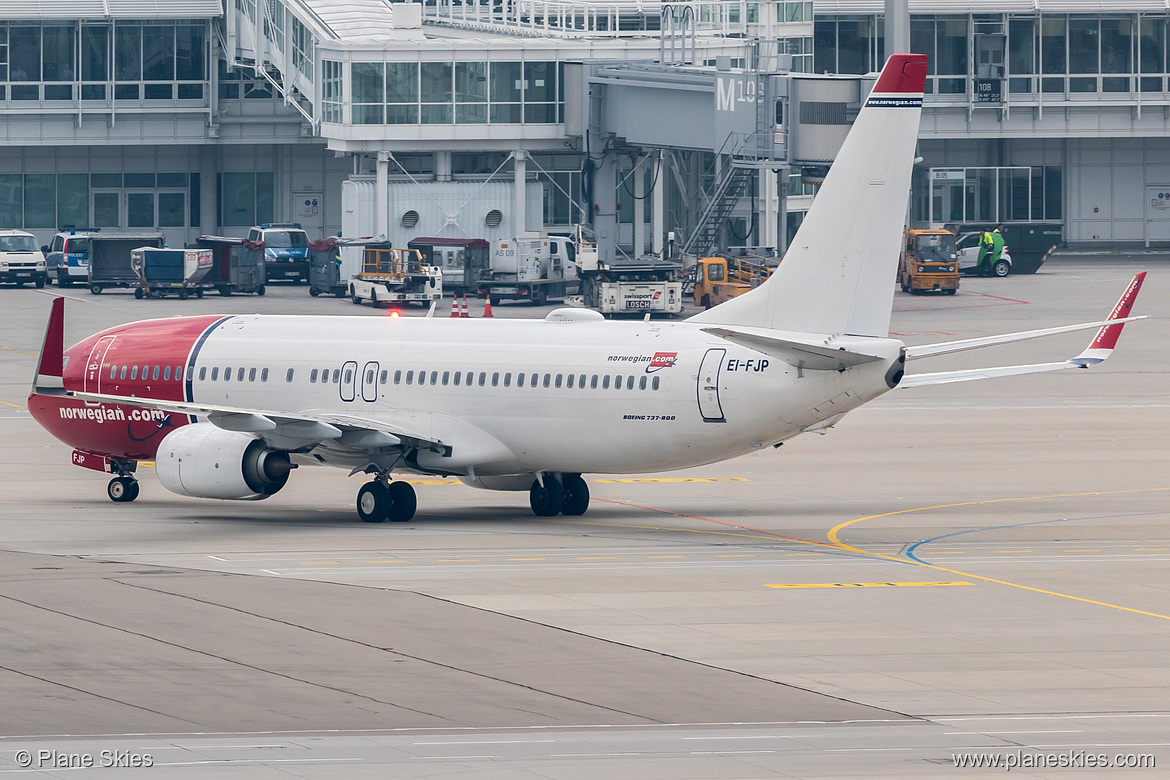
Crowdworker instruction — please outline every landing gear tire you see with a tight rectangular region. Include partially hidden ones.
[530,477,564,517]
[560,474,589,516]
[386,481,417,523]
[993,260,1010,278]
[107,476,139,503]
[357,481,390,523]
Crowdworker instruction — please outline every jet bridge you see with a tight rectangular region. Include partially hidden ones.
[565,61,870,262]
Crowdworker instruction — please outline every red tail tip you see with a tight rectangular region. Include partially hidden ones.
[872,54,928,95]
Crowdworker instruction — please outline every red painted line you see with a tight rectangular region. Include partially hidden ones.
[590,497,844,550]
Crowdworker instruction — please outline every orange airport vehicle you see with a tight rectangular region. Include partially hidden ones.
[898,228,959,295]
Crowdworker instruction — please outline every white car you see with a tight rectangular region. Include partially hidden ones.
[956,232,1012,277]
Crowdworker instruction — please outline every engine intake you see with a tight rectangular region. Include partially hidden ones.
[157,423,292,500]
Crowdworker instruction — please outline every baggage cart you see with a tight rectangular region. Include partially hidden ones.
[87,233,164,294]
[190,235,266,295]
[131,247,214,299]
[308,237,347,297]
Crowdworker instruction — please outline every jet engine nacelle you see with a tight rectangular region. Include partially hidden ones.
[156,423,293,500]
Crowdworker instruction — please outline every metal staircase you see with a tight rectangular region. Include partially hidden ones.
[681,164,754,257]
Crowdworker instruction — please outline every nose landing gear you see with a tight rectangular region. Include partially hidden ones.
[107,476,140,503]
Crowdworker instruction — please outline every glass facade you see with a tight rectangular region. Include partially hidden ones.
[816,11,1170,99]
[331,59,565,126]
[0,172,199,231]
[916,166,1062,225]
[0,20,207,104]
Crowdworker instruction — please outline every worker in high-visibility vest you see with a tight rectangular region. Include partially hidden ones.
[976,225,1005,277]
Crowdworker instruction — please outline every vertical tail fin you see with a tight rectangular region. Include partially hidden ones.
[690,54,928,338]
[32,296,66,395]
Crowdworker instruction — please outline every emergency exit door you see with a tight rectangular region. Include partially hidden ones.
[696,348,726,422]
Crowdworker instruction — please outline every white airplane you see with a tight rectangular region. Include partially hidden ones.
[29,54,1146,523]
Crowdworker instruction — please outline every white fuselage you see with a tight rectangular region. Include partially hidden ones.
[183,314,902,477]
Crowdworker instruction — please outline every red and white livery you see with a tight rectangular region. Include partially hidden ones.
[28,55,1146,522]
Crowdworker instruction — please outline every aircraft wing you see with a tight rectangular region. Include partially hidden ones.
[901,272,1146,388]
[65,390,447,453]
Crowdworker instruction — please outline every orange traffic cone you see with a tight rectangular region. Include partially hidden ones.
[449,297,460,318]
[460,295,470,318]
[482,297,493,318]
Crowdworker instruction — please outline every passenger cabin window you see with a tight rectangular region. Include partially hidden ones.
[639,376,647,390]
[627,376,635,390]
[602,375,609,389]
[504,372,511,387]
[441,371,449,386]
[121,366,128,380]
[224,368,232,382]
[176,367,183,382]
[310,369,318,383]
[163,366,171,381]
[555,374,563,388]
[380,370,388,384]
[249,368,257,382]
[332,369,340,383]
[652,376,660,390]
[198,367,205,380]
[345,368,354,384]
[286,368,295,382]
[478,371,486,387]
[261,368,268,382]
[237,368,245,382]
[429,370,438,385]
[453,372,461,386]
[517,373,525,387]
[492,372,500,387]
[210,367,218,381]
[530,372,538,387]
[109,365,117,379]
[394,370,401,384]
[131,366,138,380]
[591,374,598,389]
[566,374,574,389]
[405,370,413,384]
[151,366,159,380]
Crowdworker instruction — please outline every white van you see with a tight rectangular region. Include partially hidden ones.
[0,229,47,288]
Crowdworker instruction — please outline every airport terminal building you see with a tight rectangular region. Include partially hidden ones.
[1,0,1167,251]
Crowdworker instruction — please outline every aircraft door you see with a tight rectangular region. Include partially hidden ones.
[340,361,358,402]
[361,361,379,402]
[696,348,726,422]
[85,336,117,393]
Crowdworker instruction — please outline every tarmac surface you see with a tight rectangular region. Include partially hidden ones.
[0,259,1166,777]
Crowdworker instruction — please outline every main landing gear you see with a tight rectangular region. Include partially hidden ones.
[356,479,417,523]
[530,473,590,517]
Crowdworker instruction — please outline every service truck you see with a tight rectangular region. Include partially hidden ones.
[477,234,578,305]
[347,244,443,307]
[578,229,684,317]
[690,254,775,309]
[898,228,960,295]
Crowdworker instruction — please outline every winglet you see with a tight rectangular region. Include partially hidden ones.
[32,297,66,395]
[1071,272,1146,366]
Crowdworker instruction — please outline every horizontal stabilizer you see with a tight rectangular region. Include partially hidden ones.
[901,273,1146,388]
[702,327,884,371]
